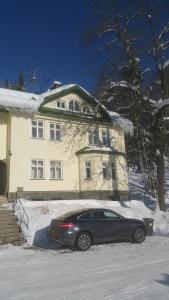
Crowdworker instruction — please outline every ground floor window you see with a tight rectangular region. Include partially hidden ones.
[31,160,44,179]
[50,160,63,179]
[85,161,92,179]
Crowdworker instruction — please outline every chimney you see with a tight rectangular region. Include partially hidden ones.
[50,81,62,90]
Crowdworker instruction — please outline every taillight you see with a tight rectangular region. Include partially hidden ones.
[57,223,75,229]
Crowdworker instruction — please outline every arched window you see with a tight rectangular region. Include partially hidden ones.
[83,106,91,114]
[69,100,80,111]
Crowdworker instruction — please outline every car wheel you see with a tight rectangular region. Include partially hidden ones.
[133,227,146,243]
[76,231,92,251]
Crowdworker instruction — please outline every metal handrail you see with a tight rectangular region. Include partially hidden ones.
[14,197,29,230]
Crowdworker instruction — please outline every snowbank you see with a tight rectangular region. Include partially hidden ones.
[153,209,169,236]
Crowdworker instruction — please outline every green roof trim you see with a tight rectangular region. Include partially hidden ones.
[39,106,113,125]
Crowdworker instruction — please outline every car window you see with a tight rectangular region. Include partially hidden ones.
[103,210,122,220]
[79,211,106,220]
[78,212,93,220]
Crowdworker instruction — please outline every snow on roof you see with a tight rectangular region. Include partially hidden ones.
[0,88,41,113]
[0,85,128,133]
[41,84,78,98]
[108,111,134,135]
[76,146,120,155]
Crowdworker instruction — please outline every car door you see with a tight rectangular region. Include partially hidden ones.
[78,210,113,242]
[101,210,128,241]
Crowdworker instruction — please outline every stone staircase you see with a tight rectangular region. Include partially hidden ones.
[0,196,24,245]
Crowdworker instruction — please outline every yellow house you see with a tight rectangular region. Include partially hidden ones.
[0,83,128,201]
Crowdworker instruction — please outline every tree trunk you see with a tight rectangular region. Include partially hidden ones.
[156,152,166,212]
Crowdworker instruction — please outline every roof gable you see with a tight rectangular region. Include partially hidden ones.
[40,84,111,122]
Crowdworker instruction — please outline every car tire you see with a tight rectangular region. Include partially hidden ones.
[76,231,92,251]
[132,226,146,243]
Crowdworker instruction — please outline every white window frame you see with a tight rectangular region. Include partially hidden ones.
[85,160,92,180]
[31,159,45,180]
[56,100,65,109]
[49,122,63,141]
[102,130,111,146]
[88,128,98,145]
[50,160,63,180]
[31,120,44,139]
[83,105,91,114]
[69,100,80,112]
[102,161,109,180]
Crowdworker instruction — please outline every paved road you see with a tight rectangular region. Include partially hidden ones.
[0,236,169,300]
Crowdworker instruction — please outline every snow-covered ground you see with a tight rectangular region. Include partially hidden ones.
[0,236,169,300]
[1,170,169,299]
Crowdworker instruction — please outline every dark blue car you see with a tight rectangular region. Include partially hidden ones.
[49,208,146,251]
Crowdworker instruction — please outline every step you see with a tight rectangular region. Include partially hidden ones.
[0,233,21,240]
[0,227,20,235]
[0,236,22,245]
[0,215,14,219]
[0,197,8,203]
[4,235,22,242]
[0,219,17,226]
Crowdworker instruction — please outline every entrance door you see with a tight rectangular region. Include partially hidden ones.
[0,160,6,195]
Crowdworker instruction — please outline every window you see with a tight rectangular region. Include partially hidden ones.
[88,128,98,145]
[56,100,65,109]
[31,160,44,179]
[50,160,63,179]
[102,161,109,179]
[112,162,117,180]
[32,120,44,139]
[83,106,91,114]
[78,210,123,220]
[103,210,123,220]
[85,161,92,179]
[102,130,111,146]
[50,123,63,141]
[69,100,80,112]
[79,211,104,220]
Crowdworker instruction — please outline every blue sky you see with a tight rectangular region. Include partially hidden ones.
[0,0,95,92]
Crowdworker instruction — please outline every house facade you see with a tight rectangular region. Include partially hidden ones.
[0,84,128,201]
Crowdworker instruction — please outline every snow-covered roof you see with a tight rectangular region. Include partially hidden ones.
[0,84,128,134]
[76,146,121,155]
[108,111,134,135]
[0,88,40,113]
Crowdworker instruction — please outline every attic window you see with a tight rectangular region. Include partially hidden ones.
[83,106,91,114]
[57,100,65,109]
[69,100,80,112]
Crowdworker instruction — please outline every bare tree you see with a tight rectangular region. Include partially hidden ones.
[85,0,169,211]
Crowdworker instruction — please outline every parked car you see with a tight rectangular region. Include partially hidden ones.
[49,208,146,251]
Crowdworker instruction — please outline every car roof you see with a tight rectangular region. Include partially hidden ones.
[56,208,120,220]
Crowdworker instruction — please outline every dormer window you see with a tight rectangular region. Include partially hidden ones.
[56,100,65,109]
[83,106,91,114]
[69,100,80,112]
